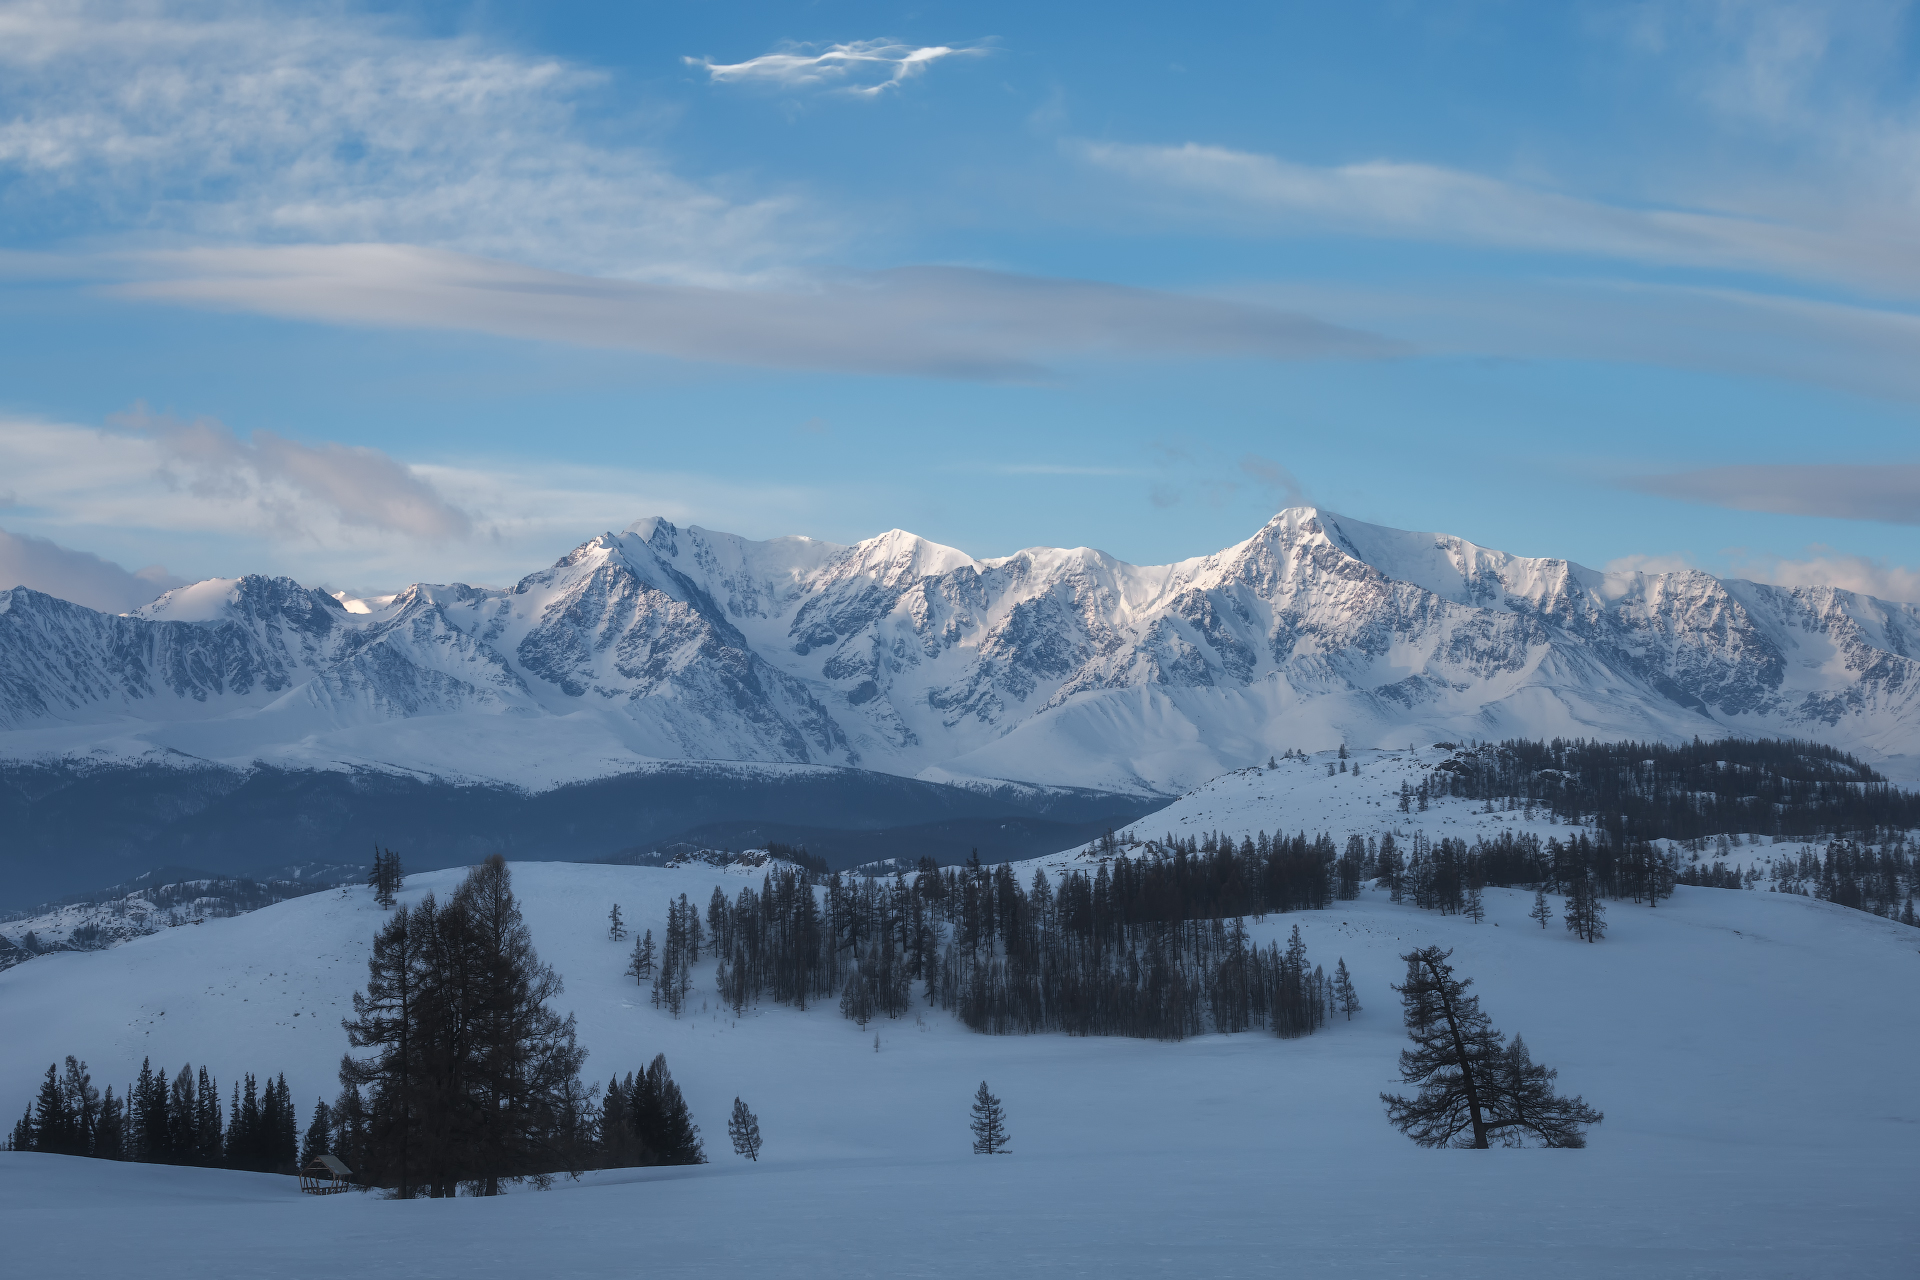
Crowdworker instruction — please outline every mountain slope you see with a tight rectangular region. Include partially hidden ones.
[5,507,1919,792]
[2,858,1915,1277]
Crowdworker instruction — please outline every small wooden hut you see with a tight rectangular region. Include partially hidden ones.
[297,1153,354,1195]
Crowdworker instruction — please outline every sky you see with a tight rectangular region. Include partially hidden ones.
[4,0,1920,610]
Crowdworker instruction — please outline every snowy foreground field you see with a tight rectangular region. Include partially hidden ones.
[5,829,1918,1278]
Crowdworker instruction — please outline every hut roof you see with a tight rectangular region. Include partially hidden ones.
[311,1154,352,1176]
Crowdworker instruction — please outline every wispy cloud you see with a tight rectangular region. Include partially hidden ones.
[1604,552,1700,576]
[0,414,841,591]
[0,411,471,553]
[983,464,1153,477]
[1238,454,1305,505]
[688,39,988,97]
[1732,546,1920,604]
[0,0,810,282]
[1076,139,1920,299]
[102,244,1397,380]
[1625,463,1920,524]
[0,526,184,612]
[112,406,473,540]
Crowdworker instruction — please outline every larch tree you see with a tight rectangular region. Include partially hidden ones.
[727,1097,762,1161]
[1380,947,1601,1149]
[1528,888,1553,930]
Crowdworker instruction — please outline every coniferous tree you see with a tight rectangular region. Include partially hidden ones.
[969,1080,1009,1155]
[636,1055,704,1165]
[194,1066,223,1165]
[608,904,626,942]
[1528,888,1553,930]
[134,1059,170,1164]
[1333,958,1361,1020]
[726,1097,762,1161]
[596,1074,645,1168]
[1380,947,1601,1148]
[341,858,590,1196]
[267,1074,299,1173]
[369,847,404,910]
[95,1085,126,1161]
[301,1098,334,1167]
[168,1064,197,1164]
[1565,875,1606,943]
[30,1063,74,1155]
[340,894,426,1196]
[450,855,590,1194]
[627,929,655,982]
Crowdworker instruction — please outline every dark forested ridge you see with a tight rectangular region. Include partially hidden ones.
[1423,736,1920,843]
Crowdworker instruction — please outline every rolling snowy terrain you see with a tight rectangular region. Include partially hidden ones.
[3,822,1916,1276]
[7,507,1920,796]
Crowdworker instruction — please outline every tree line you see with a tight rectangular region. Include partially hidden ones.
[7,1054,299,1173]
[1423,736,1920,843]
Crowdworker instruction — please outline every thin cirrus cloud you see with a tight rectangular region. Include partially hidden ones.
[107,244,1398,380]
[1074,140,1920,301]
[687,39,988,96]
[1626,464,1920,525]
[0,0,810,282]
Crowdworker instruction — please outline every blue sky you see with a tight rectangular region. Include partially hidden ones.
[4,0,1920,609]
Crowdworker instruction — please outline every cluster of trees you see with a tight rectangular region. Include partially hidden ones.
[645,895,704,1016]
[594,1055,705,1167]
[1425,736,1919,843]
[1382,947,1603,1148]
[1770,839,1918,922]
[925,864,1336,1039]
[335,855,590,1196]
[7,1054,298,1173]
[367,847,405,909]
[1368,828,1668,926]
[644,848,1346,1043]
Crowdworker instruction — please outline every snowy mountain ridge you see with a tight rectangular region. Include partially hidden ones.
[5,507,1920,791]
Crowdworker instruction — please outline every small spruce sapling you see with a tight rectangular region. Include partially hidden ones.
[969,1080,1010,1155]
[1333,958,1361,1020]
[1528,888,1553,930]
[726,1097,762,1162]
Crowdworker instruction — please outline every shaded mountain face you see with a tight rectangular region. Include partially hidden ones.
[4,508,1919,793]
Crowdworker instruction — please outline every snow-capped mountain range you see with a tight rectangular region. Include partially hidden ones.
[4,507,1918,792]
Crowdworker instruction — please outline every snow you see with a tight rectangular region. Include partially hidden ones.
[10,504,1920,793]
[131,578,245,622]
[3,839,1916,1276]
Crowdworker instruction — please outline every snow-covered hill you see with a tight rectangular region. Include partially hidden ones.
[2,856,1914,1277]
[6,507,1920,793]
[1098,746,1792,878]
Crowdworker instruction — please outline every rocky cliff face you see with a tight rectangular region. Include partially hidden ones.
[5,508,1917,791]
